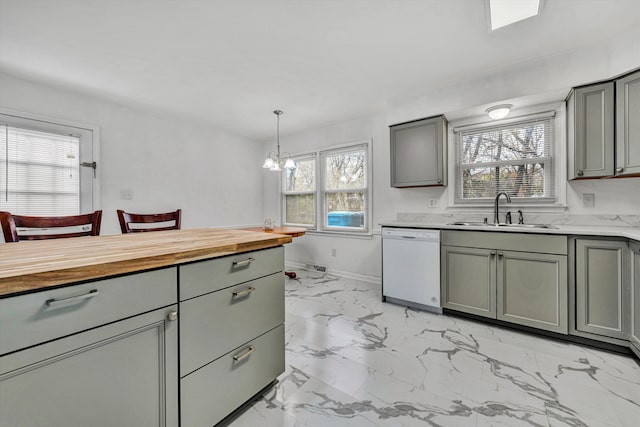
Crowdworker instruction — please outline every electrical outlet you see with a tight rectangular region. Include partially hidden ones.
[331,248,337,257]
[582,193,595,208]
[120,189,133,200]
[428,198,439,208]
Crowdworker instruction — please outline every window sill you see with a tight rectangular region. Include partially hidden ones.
[446,204,568,214]
[304,229,375,240]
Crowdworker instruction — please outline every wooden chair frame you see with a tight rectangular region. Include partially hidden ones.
[0,210,102,243]
[117,209,182,233]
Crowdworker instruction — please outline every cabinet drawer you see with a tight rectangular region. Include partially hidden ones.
[180,272,284,375]
[0,268,177,356]
[179,246,284,300]
[181,324,285,427]
[442,230,567,255]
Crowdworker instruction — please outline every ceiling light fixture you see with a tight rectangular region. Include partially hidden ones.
[486,104,513,120]
[262,110,295,172]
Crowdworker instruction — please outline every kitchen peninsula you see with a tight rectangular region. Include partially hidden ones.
[0,228,291,427]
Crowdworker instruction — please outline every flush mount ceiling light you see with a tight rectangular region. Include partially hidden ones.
[489,0,541,31]
[262,110,295,172]
[486,104,513,120]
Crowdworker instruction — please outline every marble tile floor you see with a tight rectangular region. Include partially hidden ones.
[228,271,640,427]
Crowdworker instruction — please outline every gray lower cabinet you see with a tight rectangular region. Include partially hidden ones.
[630,242,640,357]
[616,70,640,176]
[574,239,630,340]
[441,245,496,318]
[441,231,568,334]
[497,250,568,334]
[178,247,285,427]
[0,305,179,427]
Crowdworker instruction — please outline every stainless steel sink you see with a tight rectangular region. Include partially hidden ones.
[447,221,557,229]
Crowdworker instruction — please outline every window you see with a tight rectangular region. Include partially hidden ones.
[455,115,555,204]
[0,113,96,216]
[282,142,370,233]
[283,156,316,227]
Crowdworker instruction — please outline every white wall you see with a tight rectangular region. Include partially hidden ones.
[0,72,265,235]
[265,24,640,281]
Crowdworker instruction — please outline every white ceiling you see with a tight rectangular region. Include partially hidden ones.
[1,0,640,141]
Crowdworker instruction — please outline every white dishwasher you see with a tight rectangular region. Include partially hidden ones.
[382,227,441,313]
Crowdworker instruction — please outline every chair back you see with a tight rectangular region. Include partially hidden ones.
[0,211,102,243]
[117,209,181,233]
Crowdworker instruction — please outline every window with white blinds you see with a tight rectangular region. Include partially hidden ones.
[455,115,555,203]
[0,121,89,216]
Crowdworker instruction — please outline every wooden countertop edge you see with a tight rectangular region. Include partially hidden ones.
[0,235,291,298]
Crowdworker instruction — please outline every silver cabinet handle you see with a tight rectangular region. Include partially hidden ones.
[490,251,496,256]
[46,289,98,307]
[437,179,443,184]
[498,252,504,257]
[232,286,256,298]
[401,235,416,239]
[233,257,255,267]
[616,167,624,173]
[576,170,584,176]
[233,345,255,361]
[167,311,178,321]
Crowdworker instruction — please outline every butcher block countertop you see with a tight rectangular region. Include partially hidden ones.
[0,228,292,298]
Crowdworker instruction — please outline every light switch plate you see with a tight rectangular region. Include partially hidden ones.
[428,198,439,208]
[582,193,595,208]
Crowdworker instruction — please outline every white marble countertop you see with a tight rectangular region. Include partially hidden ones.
[379,221,640,242]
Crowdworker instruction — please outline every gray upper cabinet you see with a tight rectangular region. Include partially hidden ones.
[616,70,640,177]
[575,239,630,341]
[630,241,640,358]
[568,68,640,180]
[567,82,615,179]
[390,115,447,187]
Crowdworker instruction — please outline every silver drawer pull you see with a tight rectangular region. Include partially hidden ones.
[46,289,98,307]
[233,346,255,362]
[233,286,256,298]
[232,257,255,267]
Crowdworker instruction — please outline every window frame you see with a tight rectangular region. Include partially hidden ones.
[282,152,317,228]
[448,103,566,210]
[281,140,372,235]
[0,108,100,215]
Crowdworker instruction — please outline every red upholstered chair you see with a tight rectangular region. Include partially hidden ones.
[117,209,181,233]
[0,210,102,243]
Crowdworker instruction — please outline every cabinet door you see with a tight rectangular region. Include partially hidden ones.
[390,115,447,187]
[573,82,615,178]
[441,245,495,318]
[497,251,568,334]
[0,306,179,427]
[616,70,640,176]
[630,242,640,358]
[575,239,629,340]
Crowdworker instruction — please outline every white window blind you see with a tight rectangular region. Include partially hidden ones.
[455,116,555,203]
[0,124,80,215]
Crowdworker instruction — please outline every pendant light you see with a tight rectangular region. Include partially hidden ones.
[263,110,295,172]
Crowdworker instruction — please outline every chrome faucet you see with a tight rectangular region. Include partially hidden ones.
[494,192,512,225]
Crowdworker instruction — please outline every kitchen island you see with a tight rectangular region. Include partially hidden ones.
[0,228,292,427]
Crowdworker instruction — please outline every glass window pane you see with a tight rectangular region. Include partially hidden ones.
[461,122,547,165]
[326,192,365,228]
[462,164,546,199]
[324,148,366,190]
[285,194,315,226]
[284,158,315,193]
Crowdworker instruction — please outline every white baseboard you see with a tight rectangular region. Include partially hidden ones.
[285,261,381,285]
